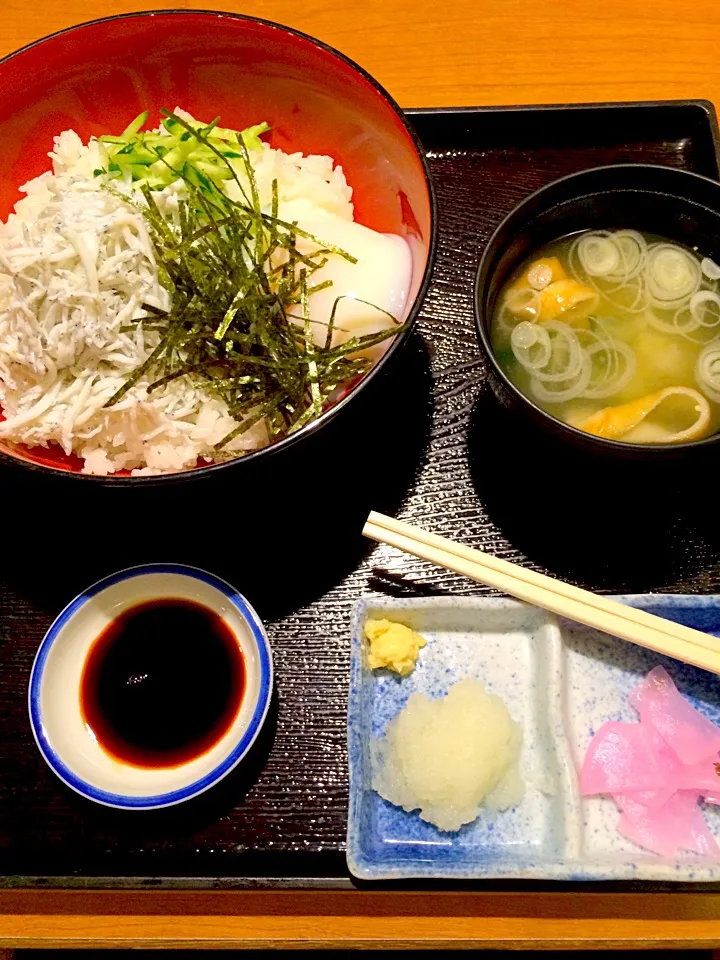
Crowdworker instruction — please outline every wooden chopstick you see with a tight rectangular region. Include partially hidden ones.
[363,510,720,675]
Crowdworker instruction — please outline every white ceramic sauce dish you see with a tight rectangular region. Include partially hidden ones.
[29,564,273,809]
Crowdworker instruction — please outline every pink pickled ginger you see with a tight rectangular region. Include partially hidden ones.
[580,666,720,858]
[580,721,680,797]
[630,666,720,765]
[617,792,718,860]
[678,759,720,796]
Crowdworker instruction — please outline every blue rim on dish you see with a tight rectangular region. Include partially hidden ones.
[28,563,273,809]
[346,594,720,882]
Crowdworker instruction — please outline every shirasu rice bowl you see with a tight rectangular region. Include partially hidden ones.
[0,110,411,476]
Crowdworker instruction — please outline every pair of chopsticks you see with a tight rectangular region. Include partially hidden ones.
[363,511,720,675]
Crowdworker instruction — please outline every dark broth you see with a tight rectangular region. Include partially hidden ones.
[80,598,245,769]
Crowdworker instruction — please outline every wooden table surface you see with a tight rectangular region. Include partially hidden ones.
[2,0,720,950]
[2,0,720,109]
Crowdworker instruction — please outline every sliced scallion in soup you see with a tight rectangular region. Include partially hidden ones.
[490,231,720,444]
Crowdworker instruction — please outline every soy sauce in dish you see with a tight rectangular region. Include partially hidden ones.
[80,598,245,769]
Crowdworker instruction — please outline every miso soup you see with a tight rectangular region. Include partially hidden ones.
[490,230,720,444]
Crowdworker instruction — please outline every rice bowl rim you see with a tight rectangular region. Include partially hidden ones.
[0,9,438,484]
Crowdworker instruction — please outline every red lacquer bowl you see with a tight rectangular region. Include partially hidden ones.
[0,10,436,482]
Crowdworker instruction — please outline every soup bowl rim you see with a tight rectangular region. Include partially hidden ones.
[474,162,720,454]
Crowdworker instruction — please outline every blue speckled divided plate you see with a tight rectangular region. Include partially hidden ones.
[346,594,720,881]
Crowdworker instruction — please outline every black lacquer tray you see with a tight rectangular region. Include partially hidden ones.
[1,100,719,890]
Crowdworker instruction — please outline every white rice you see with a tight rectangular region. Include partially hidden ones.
[0,113,353,475]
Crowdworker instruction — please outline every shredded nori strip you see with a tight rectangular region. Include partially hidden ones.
[104,110,404,452]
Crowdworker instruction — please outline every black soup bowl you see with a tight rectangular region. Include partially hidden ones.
[474,164,720,461]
